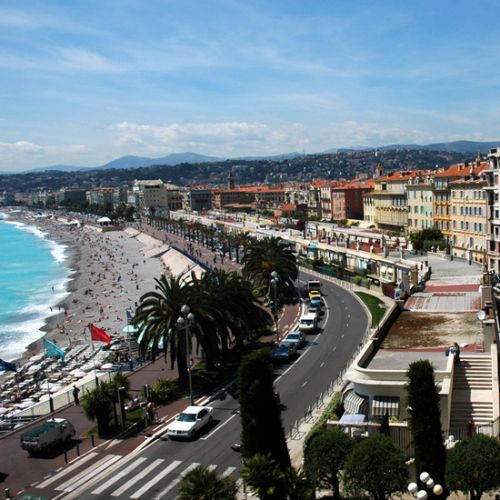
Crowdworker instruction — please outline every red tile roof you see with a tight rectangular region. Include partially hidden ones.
[434,161,488,178]
[376,170,429,182]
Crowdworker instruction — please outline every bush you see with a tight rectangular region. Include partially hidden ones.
[353,275,362,285]
[148,378,179,405]
[362,278,371,288]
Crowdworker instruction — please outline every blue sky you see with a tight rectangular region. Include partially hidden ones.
[1,0,500,171]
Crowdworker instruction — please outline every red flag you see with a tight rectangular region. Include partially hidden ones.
[90,324,111,346]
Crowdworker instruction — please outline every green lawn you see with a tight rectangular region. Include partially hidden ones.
[355,292,386,327]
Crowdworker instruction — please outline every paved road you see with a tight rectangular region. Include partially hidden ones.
[29,270,368,499]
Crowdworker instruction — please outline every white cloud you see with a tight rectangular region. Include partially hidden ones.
[0,140,44,154]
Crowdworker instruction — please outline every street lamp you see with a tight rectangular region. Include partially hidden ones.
[408,472,443,499]
[270,271,279,343]
[177,305,195,405]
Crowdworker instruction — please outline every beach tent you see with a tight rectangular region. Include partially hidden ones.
[97,216,112,226]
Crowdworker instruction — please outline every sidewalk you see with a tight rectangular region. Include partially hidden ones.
[3,225,300,496]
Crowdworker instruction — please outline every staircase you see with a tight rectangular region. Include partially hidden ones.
[450,354,494,432]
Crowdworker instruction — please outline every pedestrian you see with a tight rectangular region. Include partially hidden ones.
[147,401,155,423]
[453,342,461,364]
[72,385,80,405]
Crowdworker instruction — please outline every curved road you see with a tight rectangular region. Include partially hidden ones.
[42,270,368,500]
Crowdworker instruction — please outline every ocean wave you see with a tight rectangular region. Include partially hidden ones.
[0,218,73,361]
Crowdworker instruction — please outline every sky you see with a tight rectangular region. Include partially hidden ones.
[1,0,500,172]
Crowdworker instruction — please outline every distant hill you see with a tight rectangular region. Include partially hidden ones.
[99,152,223,170]
[332,140,500,154]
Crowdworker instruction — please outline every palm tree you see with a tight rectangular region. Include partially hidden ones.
[242,237,298,297]
[132,275,198,383]
[81,382,113,436]
[177,465,237,500]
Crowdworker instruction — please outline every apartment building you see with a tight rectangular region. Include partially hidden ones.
[330,178,374,221]
[433,158,487,242]
[362,192,376,226]
[254,187,286,209]
[406,173,435,231]
[130,179,183,217]
[285,181,325,218]
[183,187,213,211]
[485,148,500,272]
[319,181,343,220]
[88,187,114,210]
[370,170,427,232]
[450,178,487,264]
[58,188,87,205]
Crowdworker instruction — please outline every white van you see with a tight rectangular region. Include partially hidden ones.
[298,312,318,333]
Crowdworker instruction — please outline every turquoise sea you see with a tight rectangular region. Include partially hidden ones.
[0,213,70,361]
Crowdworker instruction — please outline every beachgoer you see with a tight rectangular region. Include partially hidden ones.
[72,385,80,405]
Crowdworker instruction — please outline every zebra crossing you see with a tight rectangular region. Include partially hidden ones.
[35,452,240,499]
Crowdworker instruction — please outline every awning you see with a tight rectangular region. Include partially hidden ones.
[372,396,400,418]
[343,390,369,415]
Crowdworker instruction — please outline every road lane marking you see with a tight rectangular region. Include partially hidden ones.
[320,361,325,367]
[56,454,121,492]
[152,462,200,499]
[91,457,147,494]
[301,381,308,387]
[112,458,164,496]
[200,413,238,440]
[37,452,98,488]
[222,466,236,477]
[129,460,181,499]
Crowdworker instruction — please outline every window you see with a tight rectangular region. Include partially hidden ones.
[461,221,464,229]
[453,221,456,229]
[453,206,456,215]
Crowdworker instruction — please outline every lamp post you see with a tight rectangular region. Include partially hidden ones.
[408,472,443,499]
[177,304,195,405]
[270,271,279,343]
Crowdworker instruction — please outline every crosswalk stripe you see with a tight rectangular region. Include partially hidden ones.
[56,454,121,492]
[37,452,98,489]
[207,464,217,472]
[152,462,200,500]
[221,466,236,477]
[90,457,147,495]
[111,458,165,497]
[129,460,181,499]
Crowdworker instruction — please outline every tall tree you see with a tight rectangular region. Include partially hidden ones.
[445,433,500,500]
[406,360,447,491]
[238,349,290,470]
[177,465,237,500]
[343,433,408,500]
[303,426,353,500]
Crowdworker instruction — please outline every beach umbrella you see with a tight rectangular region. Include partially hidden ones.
[100,363,114,371]
[28,365,41,374]
[122,324,138,335]
[29,354,44,363]
[0,407,9,415]
[73,370,86,379]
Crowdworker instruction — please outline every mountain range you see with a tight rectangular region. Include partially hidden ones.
[12,140,500,174]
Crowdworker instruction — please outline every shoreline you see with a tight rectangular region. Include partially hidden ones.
[0,209,165,370]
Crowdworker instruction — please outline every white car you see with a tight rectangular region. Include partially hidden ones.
[166,405,214,439]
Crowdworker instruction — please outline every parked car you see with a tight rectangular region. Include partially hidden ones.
[20,418,75,455]
[298,312,318,333]
[285,330,305,346]
[272,341,297,361]
[166,405,214,439]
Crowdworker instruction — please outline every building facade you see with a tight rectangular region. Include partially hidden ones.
[450,179,487,264]
[406,173,435,232]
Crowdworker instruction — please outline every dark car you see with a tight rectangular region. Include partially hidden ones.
[272,341,297,361]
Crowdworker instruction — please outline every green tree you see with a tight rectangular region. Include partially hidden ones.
[406,360,447,490]
[241,453,288,500]
[242,236,298,297]
[445,433,500,500]
[303,426,353,499]
[238,349,290,470]
[81,382,113,436]
[177,464,237,500]
[343,433,408,500]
